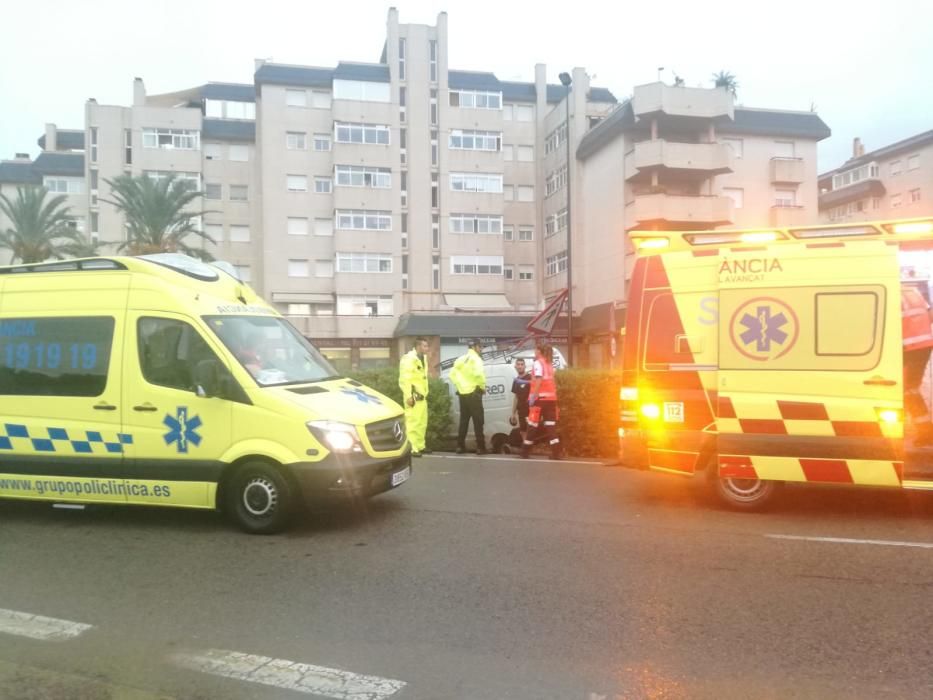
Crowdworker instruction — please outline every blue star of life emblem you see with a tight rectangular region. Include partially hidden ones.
[163,407,203,454]
[340,387,383,405]
[739,305,788,352]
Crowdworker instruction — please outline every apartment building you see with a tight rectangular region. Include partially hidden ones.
[572,82,830,366]
[819,130,933,223]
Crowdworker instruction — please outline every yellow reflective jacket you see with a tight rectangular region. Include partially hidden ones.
[398,349,429,402]
[449,349,485,394]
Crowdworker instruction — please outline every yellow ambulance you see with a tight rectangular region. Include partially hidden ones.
[0,254,411,533]
[619,218,933,509]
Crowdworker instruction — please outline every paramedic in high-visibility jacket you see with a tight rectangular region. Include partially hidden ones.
[449,338,487,454]
[398,337,431,457]
[521,340,562,460]
[901,286,933,443]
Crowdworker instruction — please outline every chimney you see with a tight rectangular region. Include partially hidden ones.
[44,123,57,152]
[133,77,146,106]
[853,137,864,158]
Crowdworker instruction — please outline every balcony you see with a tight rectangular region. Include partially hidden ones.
[770,157,806,184]
[632,82,734,121]
[818,179,886,211]
[627,192,733,228]
[769,205,809,227]
[626,140,734,181]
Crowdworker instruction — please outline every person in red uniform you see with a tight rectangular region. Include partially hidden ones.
[520,340,562,460]
[901,285,933,444]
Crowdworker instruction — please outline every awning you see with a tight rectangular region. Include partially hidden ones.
[270,292,334,304]
[444,294,513,310]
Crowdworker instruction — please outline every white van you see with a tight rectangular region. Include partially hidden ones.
[442,361,519,453]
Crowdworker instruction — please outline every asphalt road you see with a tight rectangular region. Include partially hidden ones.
[1,455,932,700]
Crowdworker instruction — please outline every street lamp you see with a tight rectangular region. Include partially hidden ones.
[558,71,573,366]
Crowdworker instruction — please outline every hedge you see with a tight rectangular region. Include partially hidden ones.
[350,367,622,458]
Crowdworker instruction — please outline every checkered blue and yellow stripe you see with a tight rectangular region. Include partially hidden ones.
[0,423,133,454]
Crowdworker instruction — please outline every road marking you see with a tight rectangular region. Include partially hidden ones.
[766,534,933,549]
[172,649,406,699]
[0,608,92,641]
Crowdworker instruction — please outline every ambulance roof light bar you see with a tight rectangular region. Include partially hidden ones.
[682,230,787,246]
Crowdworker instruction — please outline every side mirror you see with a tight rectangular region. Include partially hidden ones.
[194,359,223,398]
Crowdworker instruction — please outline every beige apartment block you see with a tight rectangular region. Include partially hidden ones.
[819,131,933,224]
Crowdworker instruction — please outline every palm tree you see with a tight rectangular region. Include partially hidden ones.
[60,233,104,259]
[711,70,739,97]
[102,174,216,260]
[0,186,81,264]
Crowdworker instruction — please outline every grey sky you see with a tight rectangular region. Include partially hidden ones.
[1,0,930,172]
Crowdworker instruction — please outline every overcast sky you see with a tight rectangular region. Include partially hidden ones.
[1,0,930,172]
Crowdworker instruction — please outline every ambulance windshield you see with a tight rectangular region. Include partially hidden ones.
[204,315,339,386]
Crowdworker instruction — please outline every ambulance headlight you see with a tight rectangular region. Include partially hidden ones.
[307,421,362,453]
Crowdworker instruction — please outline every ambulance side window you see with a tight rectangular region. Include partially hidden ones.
[138,317,232,392]
[0,316,114,397]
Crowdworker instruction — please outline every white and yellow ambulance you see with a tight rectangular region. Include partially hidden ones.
[619,218,933,509]
[0,254,410,533]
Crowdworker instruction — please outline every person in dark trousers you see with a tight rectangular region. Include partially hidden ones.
[510,357,532,446]
[449,339,487,454]
[521,340,562,460]
[902,285,933,444]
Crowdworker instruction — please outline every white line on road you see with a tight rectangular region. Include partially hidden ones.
[0,607,93,641]
[766,534,933,549]
[172,649,406,699]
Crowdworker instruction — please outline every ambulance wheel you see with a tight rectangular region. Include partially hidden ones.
[708,473,779,511]
[225,462,294,534]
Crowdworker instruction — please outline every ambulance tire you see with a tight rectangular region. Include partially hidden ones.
[708,471,779,511]
[225,462,294,534]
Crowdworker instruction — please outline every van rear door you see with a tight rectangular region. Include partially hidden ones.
[716,241,903,488]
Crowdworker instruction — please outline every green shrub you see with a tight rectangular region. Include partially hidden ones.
[349,368,452,451]
[553,369,623,458]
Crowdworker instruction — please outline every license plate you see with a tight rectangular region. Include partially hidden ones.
[391,466,411,487]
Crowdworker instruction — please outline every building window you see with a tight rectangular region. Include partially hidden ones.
[205,183,222,200]
[398,38,406,80]
[124,129,132,165]
[229,226,250,243]
[142,171,200,189]
[504,225,514,241]
[311,91,332,109]
[774,188,796,207]
[518,228,534,241]
[891,193,902,208]
[432,214,439,248]
[722,138,743,158]
[890,160,902,176]
[287,304,311,316]
[229,185,249,201]
[449,214,503,234]
[286,132,307,150]
[399,86,406,123]
[516,104,534,122]
[334,122,391,145]
[334,165,391,188]
[432,172,439,208]
[332,79,391,103]
[503,104,514,121]
[504,185,514,201]
[142,128,199,150]
[503,145,514,161]
[204,143,222,160]
[546,166,568,197]
[546,251,568,277]
[431,130,439,166]
[546,209,568,237]
[89,127,98,163]
[337,296,394,316]
[232,265,251,282]
[313,134,331,151]
[832,162,880,190]
[504,265,514,280]
[288,259,310,277]
[449,129,501,152]
[723,187,744,209]
[42,177,84,195]
[315,260,334,277]
[519,265,534,281]
[336,252,393,273]
[314,218,333,236]
[90,211,99,235]
[204,223,222,242]
[517,145,534,162]
[430,88,438,126]
[449,90,502,109]
[450,255,504,275]
[908,154,920,171]
[910,188,921,203]
[287,175,308,192]
[335,209,392,231]
[432,255,440,289]
[545,123,567,154]
[286,89,307,107]
[429,39,437,82]
[517,185,534,202]
[314,177,332,194]
[450,173,503,193]
[773,141,795,159]
[287,217,309,235]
